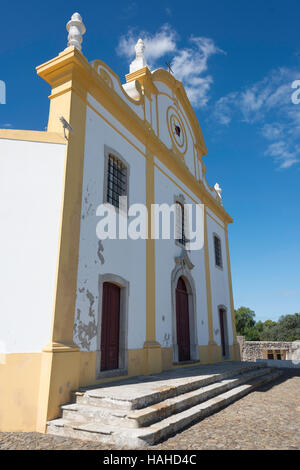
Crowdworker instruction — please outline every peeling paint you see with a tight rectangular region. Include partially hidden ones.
[74,289,98,350]
[76,320,97,350]
[86,290,95,318]
[97,240,105,264]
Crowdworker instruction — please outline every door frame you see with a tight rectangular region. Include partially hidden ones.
[171,261,199,363]
[175,277,191,361]
[97,273,129,378]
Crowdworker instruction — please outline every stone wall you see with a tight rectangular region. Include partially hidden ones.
[237,337,300,362]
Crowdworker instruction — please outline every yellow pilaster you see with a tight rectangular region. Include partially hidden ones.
[35,47,88,431]
[225,223,240,361]
[203,205,220,362]
[143,150,162,375]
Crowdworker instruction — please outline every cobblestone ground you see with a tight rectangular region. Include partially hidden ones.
[1,371,299,450]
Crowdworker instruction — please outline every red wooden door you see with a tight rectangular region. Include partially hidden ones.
[176,277,190,361]
[101,282,120,371]
[219,309,226,357]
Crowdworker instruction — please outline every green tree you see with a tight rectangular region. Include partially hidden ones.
[235,309,300,342]
[259,320,278,341]
[244,325,261,341]
[275,313,300,341]
[234,306,258,340]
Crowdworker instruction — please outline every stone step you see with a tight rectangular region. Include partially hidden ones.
[61,366,270,428]
[74,362,265,411]
[47,369,282,447]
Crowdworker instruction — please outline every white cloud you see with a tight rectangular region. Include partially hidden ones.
[117,26,223,107]
[261,123,284,140]
[213,67,300,169]
[264,141,300,169]
[117,24,177,63]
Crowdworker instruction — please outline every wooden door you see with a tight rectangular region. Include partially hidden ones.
[176,277,190,361]
[101,282,120,371]
[219,308,227,357]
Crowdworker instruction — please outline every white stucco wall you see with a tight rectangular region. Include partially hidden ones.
[206,214,234,346]
[74,101,147,352]
[0,139,66,353]
[73,71,235,358]
[154,160,210,352]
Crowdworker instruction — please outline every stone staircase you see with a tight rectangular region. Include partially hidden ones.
[47,361,282,447]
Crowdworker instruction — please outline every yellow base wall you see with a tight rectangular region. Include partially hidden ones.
[0,353,41,432]
[0,344,235,432]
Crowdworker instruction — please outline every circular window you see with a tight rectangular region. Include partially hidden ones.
[167,106,187,154]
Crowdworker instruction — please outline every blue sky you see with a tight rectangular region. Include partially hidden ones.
[1,0,299,322]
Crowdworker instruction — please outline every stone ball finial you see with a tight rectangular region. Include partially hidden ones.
[130,38,148,73]
[66,12,86,52]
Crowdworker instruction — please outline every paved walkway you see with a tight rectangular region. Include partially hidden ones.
[0,370,299,450]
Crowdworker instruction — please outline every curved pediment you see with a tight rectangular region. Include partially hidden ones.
[152,68,207,157]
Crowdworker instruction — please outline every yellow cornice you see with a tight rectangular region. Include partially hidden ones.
[126,66,159,98]
[126,67,208,158]
[36,47,232,224]
[0,129,65,144]
[147,128,233,224]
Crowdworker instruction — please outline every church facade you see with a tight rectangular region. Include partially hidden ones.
[0,13,239,432]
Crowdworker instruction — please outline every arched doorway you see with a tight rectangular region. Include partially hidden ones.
[100,282,121,371]
[176,277,191,361]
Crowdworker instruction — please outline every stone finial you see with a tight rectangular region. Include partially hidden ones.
[66,12,86,51]
[214,183,222,200]
[129,38,148,73]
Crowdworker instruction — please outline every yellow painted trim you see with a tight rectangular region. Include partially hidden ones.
[150,98,153,126]
[84,92,232,226]
[153,90,196,156]
[154,160,199,205]
[42,49,231,224]
[35,47,88,432]
[193,143,197,179]
[203,205,219,362]
[207,211,225,230]
[126,66,159,98]
[155,94,159,138]
[224,224,240,360]
[92,59,145,107]
[144,149,162,374]
[87,99,145,157]
[151,69,207,157]
[0,129,65,144]
[0,353,41,432]
[40,48,232,224]
[145,151,156,343]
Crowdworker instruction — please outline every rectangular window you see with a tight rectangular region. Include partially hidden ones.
[175,203,186,247]
[107,154,127,209]
[214,235,222,268]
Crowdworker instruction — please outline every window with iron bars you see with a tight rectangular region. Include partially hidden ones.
[214,235,222,268]
[106,154,127,209]
[176,202,186,247]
